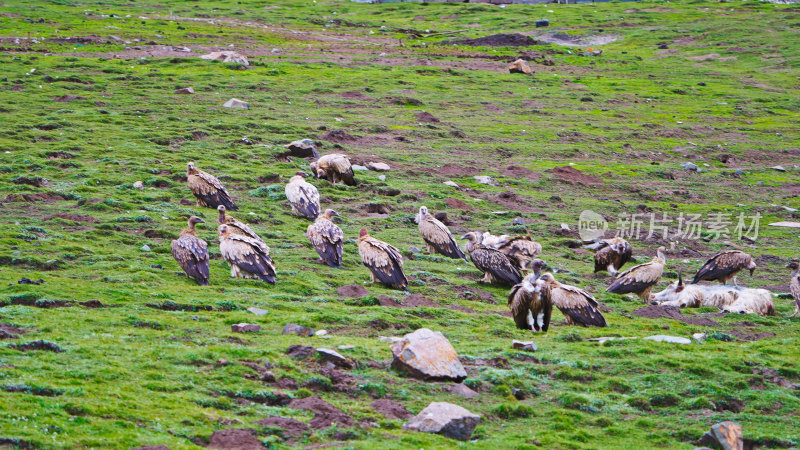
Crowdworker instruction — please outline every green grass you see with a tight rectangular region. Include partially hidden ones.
[0,0,799,448]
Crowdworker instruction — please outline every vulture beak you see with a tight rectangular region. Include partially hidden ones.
[330,210,340,217]
[196,218,205,223]
[460,233,471,240]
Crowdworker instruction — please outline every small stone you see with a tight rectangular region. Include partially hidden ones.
[390,328,467,381]
[352,164,368,171]
[174,87,194,94]
[512,217,526,226]
[315,329,328,336]
[231,323,261,333]
[409,246,422,254]
[474,175,495,185]
[658,43,669,49]
[140,244,151,252]
[109,35,127,43]
[446,383,479,399]
[247,307,269,316]
[377,174,386,182]
[403,402,480,441]
[698,81,707,86]
[379,336,402,343]
[150,264,162,269]
[560,223,571,232]
[223,98,249,109]
[317,348,352,368]
[285,139,319,158]
[692,333,707,341]
[698,421,743,450]
[643,335,691,344]
[508,59,532,75]
[771,165,786,172]
[200,50,249,66]
[512,340,537,352]
[535,19,549,27]
[443,180,459,188]
[283,323,314,336]
[286,345,315,359]
[367,162,391,172]
[338,345,355,350]
[734,169,744,175]
[681,162,699,171]
[133,181,144,189]
[217,359,228,366]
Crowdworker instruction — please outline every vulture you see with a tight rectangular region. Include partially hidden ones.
[186,162,237,211]
[217,205,264,243]
[461,232,522,286]
[284,171,321,220]
[507,260,549,331]
[585,237,633,276]
[307,209,344,268]
[170,216,210,285]
[534,273,607,327]
[691,250,756,286]
[416,206,468,262]
[310,154,356,186]
[606,246,666,302]
[218,224,276,284]
[357,228,408,291]
[788,262,799,318]
[494,234,543,272]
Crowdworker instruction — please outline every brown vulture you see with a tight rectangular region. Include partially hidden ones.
[534,273,607,327]
[507,260,549,331]
[606,246,666,302]
[416,206,467,262]
[585,237,633,275]
[494,235,543,272]
[788,262,799,318]
[691,250,756,286]
[357,228,408,291]
[310,154,356,186]
[461,232,522,286]
[307,209,344,268]
[171,216,210,285]
[186,162,237,211]
[285,172,320,220]
[217,205,264,243]
[218,224,276,284]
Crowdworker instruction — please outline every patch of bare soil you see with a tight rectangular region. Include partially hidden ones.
[444,198,473,210]
[454,284,494,302]
[0,323,26,340]
[340,90,372,100]
[288,396,354,430]
[747,363,800,390]
[632,305,721,326]
[536,33,620,47]
[254,416,309,443]
[371,400,412,420]
[493,190,538,212]
[415,111,440,123]
[320,129,357,143]
[45,213,98,223]
[501,165,541,181]
[548,166,601,185]
[445,33,540,47]
[337,284,370,298]
[206,428,264,450]
[729,331,776,341]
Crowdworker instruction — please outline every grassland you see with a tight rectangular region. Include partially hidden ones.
[0,0,798,448]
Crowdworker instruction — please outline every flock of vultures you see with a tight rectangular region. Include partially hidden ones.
[172,156,800,332]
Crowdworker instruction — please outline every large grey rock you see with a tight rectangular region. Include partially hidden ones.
[367,162,391,172]
[644,335,691,344]
[403,402,480,441]
[247,307,269,316]
[681,162,699,171]
[282,323,314,336]
[698,421,743,450]
[317,348,352,368]
[352,164,368,171]
[200,51,249,66]
[474,175,495,185]
[508,59,532,75]
[223,98,249,109]
[390,328,467,381]
[285,139,319,158]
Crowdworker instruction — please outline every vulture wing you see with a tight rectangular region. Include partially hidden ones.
[331,157,356,186]
[592,242,613,273]
[606,261,662,294]
[691,250,748,283]
[220,235,276,284]
[618,241,633,270]
[789,276,800,308]
[227,218,263,242]
[419,217,467,261]
[189,171,238,211]
[498,237,542,269]
[286,181,320,219]
[471,248,522,285]
[552,285,607,327]
[171,235,210,285]
[508,284,533,330]
[359,238,408,290]
[308,219,344,268]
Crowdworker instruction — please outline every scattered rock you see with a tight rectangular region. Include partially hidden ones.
[315,329,328,336]
[371,399,413,420]
[247,307,268,316]
[416,111,440,123]
[286,345,316,359]
[698,421,743,450]
[681,162,699,171]
[379,336,402,343]
[232,323,261,333]
[771,165,786,172]
[284,139,319,158]
[580,49,603,57]
[337,284,370,298]
[18,277,44,285]
[367,162,391,172]
[512,340,537,352]
[560,223,571,233]
[133,181,144,189]
[512,217,526,226]
[288,396,354,429]
[223,98,249,109]
[200,51,249,66]
[253,416,309,443]
[508,59,532,75]
[317,348,352,369]
[474,175,495,185]
[443,181,459,188]
[207,428,264,450]
[643,335,691,345]
[352,164,368,171]
[140,244,151,252]
[403,402,480,441]
[390,328,467,382]
[409,246,422,254]
[693,333,707,341]
[536,19,549,27]
[282,323,314,337]
[445,383,479,399]
[377,174,386,182]
[174,87,194,94]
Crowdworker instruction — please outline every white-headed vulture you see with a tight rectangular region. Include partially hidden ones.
[461,231,522,286]
[217,205,264,243]
[585,237,633,275]
[691,250,756,286]
[534,273,607,327]
[310,154,356,186]
[285,171,320,220]
[307,209,344,268]
[416,206,467,262]
[787,261,799,318]
[507,260,549,331]
[186,162,237,211]
[218,224,276,284]
[357,228,408,291]
[171,216,210,285]
[607,246,666,302]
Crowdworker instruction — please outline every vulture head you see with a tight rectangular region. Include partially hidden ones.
[289,171,307,184]
[416,206,429,224]
[530,259,547,277]
[323,209,340,220]
[187,162,198,175]
[533,273,557,293]
[359,228,369,238]
[787,261,800,271]
[460,231,482,253]
[217,205,228,224]
[656,246,667,261]
[218,224,230,237]
[611,241,626,254]
[188,216,205,231]
[747,258,757,276]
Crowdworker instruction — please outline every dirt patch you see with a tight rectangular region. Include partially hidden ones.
[447,304,477,314]
[0,323,26,339]
[207,428,264,450]
[454,284,494,302]
[632,305,721,326]
[548,166,601,186]
[79,300,105,308]
[404,294,439,307]
[436,163,480,177]
[748,363,800,390]
[371,399,412,420]
[45,213,98,223]
[728,331,776,341]
[308,367,358,393]
[493,190,537,212]
[286,345,316,359]
[254,416,309,443]
[3,193,65,203]
[340,90,372,100]
[320,129,357,143]
[288,396,354,429]
[10,340,63,352]
[501,165,541,181]
[415,111,440,123]
[444,198,473,210]
[53,95,86,102]
[337,284,370,298]
[537,33,620,47]
[445,33,539,47]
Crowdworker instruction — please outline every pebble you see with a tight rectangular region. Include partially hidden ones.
[315,329,328,336]
[133,181,144,189]
[247,307,269,316]
[681,162,699,171]
[511,340,537,352]
[141,244,151,252]
[377,175,386,182]
[443,181,459,188]
[473,175,495,185]
[512,217,526,226]
[352,164,368,171]
[771,165,786,172]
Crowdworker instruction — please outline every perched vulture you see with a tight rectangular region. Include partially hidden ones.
[285,172,320,220]
[691,250,756,286]
[534,273,607,327]
[788,262,799,318]
[357,228,408,291]
[218,224,276,284]
[217,205,264,243]
[310,153,356,186]
[416,206,467,262]
[507,260,549,331]
[186,162,237,211]
[461,232,522,286]
[307,209,344,268]
[494,235,543,272]
[606,246,666,302]
[585,237,633,275]
[171,216,210,285]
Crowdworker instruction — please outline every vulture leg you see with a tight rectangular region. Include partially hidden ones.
[542,303,553,333]
[230,265,238,278]
[369,271,376,284]
[732,276,738,287]
[607,264,617,276]
[790,306,798,318]
[639,286,653,303]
